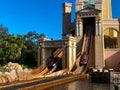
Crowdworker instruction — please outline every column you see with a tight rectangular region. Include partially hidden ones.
[62,43,67,69]
[96,18,101,36]
[38,42,44,66]
[63,36,76,71]
[95,36,105,68]
[78,20,80,36]
[79,19,83,37]
[41,46,46,67]
[38,37,47,67]
[67,36,76,70]
[118,18,120,48]
[71,41,76,70]
[95,18,105,68]
[76,19,83,37]
[95,18,99,36]
[117,32,120,48]
[67,40,72,70]
[37,45,41,66]
[76,21,79,36]
[98,19,101,36]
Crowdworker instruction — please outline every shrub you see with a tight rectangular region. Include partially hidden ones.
[0,66,10,72]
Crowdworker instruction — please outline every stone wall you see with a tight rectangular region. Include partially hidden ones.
[105,49,120,71]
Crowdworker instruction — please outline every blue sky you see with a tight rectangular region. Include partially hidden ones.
[0,0,119,39]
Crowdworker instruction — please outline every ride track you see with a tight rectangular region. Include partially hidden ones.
[0,35,90,89]
[31,48,63,78]
[0,20,94,89]
[71,22,94,74]
[0,74,86,90]
[0,48,66,90]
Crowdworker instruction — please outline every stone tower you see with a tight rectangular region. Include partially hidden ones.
[102,0,112,19]
[76,0,112,19]
[62,2,72,37]
[62,0,120,69]
[37,0,120,71]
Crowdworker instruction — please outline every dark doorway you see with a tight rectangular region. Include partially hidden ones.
[83,17,95,36]
[71,29,75,36]
[82,17,95,67]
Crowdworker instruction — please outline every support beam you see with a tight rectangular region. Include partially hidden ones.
[98,19,101,36]
[62,43,67,69]
[117,32,120,48]
[76,21,79,36]
[37,45,41,66]
[96,18,101,36]
[63,36,76,70]
[41,46,46,67]
[95,36,105,68]
[95,20,99,36]
[76,19,83,37]
[79,19,83,37]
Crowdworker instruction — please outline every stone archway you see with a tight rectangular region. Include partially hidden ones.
[103,27,120,71]
[103,27,119,49]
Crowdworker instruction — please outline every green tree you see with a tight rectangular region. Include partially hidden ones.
[0,34,25,64]
[20,31,45,68]
[0,24,8,38]
[0,25,45,68]
[0,25,8,65]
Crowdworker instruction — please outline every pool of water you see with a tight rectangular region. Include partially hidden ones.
[45,79,114,90]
